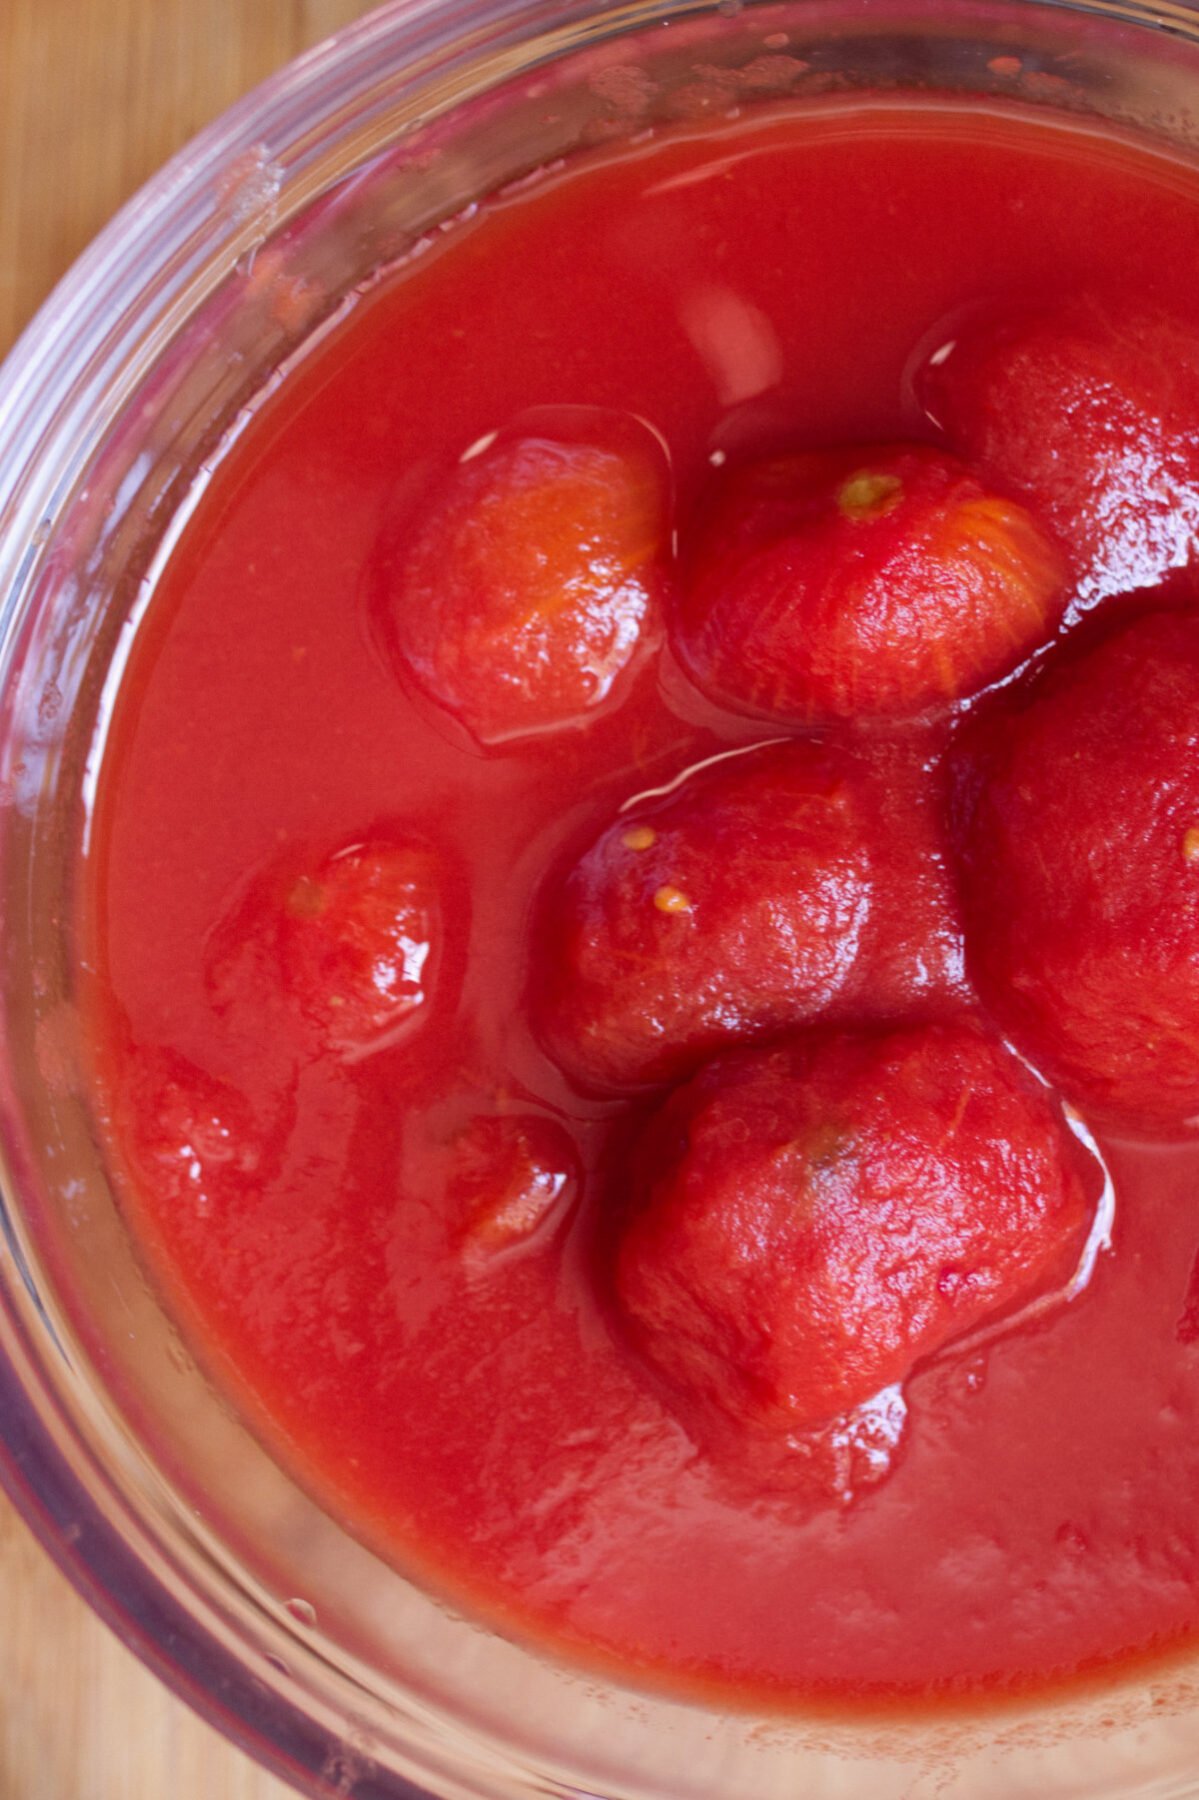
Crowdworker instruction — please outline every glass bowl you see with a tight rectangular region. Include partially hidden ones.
[5,1,1199,1795]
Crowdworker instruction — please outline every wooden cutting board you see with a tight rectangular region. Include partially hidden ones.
[0,5,376,1796]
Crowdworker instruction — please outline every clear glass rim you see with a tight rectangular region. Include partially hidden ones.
[6,1,1199,1796]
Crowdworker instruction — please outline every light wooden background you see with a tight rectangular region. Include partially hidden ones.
[0,6,379,1796]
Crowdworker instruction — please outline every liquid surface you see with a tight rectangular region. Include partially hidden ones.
[84,102,1199,1705]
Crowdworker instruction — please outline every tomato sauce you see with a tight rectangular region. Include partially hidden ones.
[82,102,1199,1705]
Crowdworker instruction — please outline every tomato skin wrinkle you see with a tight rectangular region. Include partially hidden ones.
[675,443,1067,725]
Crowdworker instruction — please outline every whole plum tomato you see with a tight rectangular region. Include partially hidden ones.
[918,299,1199,607]
[448,1114,580,1262]
[957,608,1199,1134]
[208,838,444,1064]
[674,444,1066,723]
[615,1022,1092,1439]
[282,841,440,1057]
[536,738,966,1091]
[385,410,669,743]
[116,1047,276,1223]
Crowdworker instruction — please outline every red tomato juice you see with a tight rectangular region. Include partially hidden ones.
[81,101,1199,1706]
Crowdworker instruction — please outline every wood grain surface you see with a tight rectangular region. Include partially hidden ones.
[0,6,379,1796]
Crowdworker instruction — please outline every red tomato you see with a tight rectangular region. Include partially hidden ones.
[675,444,1066,722]
[918,299,1199,607]
[117,1049,271,1221]
[279,841,441,1058]
[615,1022,1092,1438]
[448,1114,580,1261]
[957,608,1199,1133]
[536,738,966,1091]
[207,838,443,1064]
[387,414,670,742]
